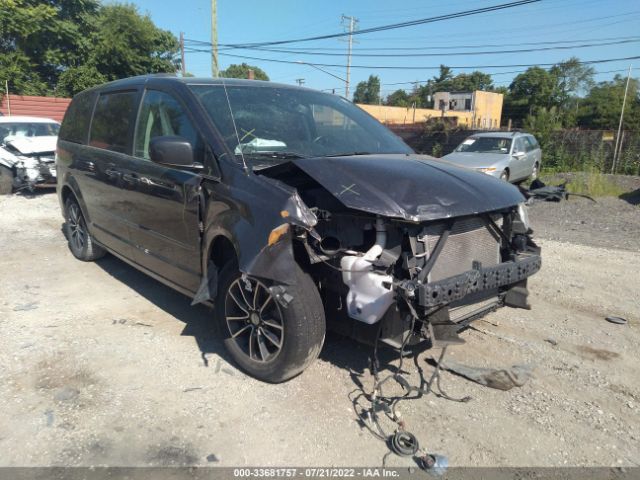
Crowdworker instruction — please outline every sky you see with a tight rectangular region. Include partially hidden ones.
[120,0,640,97]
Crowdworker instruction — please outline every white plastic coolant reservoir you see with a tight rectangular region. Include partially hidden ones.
[340,245,395,324]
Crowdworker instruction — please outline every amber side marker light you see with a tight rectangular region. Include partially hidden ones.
[268,224,290,246]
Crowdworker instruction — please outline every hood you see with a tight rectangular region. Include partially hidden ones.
[441,151,509,169]
[290,154,524,222]
[5,136,57,155]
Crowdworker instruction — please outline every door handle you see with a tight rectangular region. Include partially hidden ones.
[105,167,120,177]
[139,176,175,189]
[122,173,140,184]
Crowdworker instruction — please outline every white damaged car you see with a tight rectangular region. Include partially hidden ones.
[0,116,60,194]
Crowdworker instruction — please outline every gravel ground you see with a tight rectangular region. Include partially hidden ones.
[0,191,639,468]
[529,196,640,252]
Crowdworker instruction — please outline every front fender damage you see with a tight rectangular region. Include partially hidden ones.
[192,175,317,306]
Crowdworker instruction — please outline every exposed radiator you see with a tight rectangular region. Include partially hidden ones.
[420,216,502,283]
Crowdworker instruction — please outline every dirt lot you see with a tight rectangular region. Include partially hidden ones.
[0,191,639,467]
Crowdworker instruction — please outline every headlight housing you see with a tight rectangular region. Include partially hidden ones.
[517,202,531,231]
[477,167,496,173]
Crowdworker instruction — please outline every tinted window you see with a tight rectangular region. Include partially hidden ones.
[526,136,539,150]
[134,90,203,162]
[89,91,137,153]
[59,91,96,144]
[189,84,411,170]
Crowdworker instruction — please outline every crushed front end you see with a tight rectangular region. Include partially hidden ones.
[302,205,540,349]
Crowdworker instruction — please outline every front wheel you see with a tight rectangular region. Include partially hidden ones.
[215,261,326,383]
[499,169,510,182]
[530,162,539,180]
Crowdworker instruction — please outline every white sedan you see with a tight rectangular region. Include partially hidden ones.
[0,116,60,194]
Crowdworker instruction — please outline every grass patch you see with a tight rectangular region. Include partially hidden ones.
[540,169,627,198]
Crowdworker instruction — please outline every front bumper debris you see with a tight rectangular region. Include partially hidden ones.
[412,254,541,308]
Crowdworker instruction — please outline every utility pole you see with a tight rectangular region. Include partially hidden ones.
[612,65,632,174]
[341,15,358,100]
[179,32,186,76]
[211,0,219,77]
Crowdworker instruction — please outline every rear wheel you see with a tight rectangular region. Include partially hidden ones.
[0,165,14,195]
[64,197,106,261]
[215,260,325,383]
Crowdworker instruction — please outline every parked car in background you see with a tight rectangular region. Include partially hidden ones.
[0,116,60,194]
[442,132,541,183]
[57,76,540,383]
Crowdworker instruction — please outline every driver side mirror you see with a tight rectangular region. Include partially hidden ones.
[513,151,526,159]
[149,136,195,167]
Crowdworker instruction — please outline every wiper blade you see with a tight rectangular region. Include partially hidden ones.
[324,151,372,157]
[242,151,311,159]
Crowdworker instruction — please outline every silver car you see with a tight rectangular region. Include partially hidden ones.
[442,132,541,183]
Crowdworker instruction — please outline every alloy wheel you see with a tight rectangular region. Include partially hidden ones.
[225,277,284,363]
[67,203,86,252]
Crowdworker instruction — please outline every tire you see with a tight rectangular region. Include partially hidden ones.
[215,260,326,383]
[530,162,539,180]
[500,169,510,182]
[64,197,106,261]
[0,165,13,195]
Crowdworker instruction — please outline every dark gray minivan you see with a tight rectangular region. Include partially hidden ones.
[57,75,541,382]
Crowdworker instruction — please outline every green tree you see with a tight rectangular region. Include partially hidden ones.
[385,89,411,107]
[550,57,595,106]
[0,0,98,94]
[57,65,107,97]
[90,4,178,83]
[353,75,381,104]
[577,75,640,130]
[509,66,558,112]
[0,0,179,96]
[220,63,269,81]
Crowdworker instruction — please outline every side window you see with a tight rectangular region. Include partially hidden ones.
[134,90,203,162]
[90,91,137,153]
[524,137,536,153]
[514,138,525,153]
[59,91,96,144]
[528,136,539,150]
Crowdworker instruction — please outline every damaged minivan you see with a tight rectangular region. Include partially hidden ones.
[57,76,541,382]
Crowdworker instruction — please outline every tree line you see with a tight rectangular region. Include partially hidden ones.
[354,58,640,132]
[0,0,270,98]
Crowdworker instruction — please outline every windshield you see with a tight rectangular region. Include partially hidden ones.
[0,122,60,144]
[455,136,512,154]
[189,84,412,169]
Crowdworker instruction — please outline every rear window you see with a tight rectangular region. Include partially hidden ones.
[89,91,137,153]
[59,91,96,144]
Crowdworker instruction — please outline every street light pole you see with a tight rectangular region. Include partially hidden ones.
[296,60,347,88]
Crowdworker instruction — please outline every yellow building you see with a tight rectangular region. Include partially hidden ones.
[357,90,503,128]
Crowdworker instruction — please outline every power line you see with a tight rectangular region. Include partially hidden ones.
[207,0,542,48]
[200,52,640,71]
[186,35,640,52]
[205,38,640,58]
